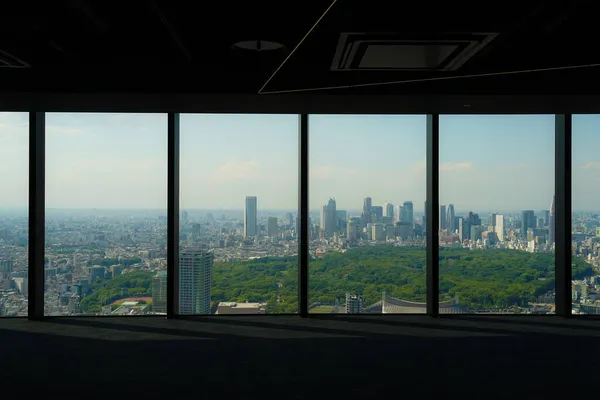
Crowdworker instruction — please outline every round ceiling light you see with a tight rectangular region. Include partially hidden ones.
[232,40,286,52]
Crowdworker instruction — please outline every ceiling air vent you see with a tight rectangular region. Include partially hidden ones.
[0,49,30,68]
[331,32,497,71]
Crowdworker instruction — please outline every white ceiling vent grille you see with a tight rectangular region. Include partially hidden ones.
[331,32,497,71]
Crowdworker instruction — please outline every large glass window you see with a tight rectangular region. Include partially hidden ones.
[179,114,298,315]
[0,112,28,317]
[439,115,555,314]
[44,113,167,316]
[572,115,600,315]
[309,115,427,314]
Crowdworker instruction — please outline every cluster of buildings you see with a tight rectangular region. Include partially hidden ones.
[1,191,599,316]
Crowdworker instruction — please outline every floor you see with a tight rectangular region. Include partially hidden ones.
[1,315,599,399]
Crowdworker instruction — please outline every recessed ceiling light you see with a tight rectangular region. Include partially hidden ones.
[232,40,286,52]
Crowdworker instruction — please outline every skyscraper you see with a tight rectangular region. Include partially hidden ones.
[495,214,505,242]
[521,210,535,239]
[267,216,278,237]
[548,195,555,244]
[179,249,213,315]
[403,201,414,226]
[446,204,455,233]
[152,271,167,314]
[362,197,372,224]
[244,196,257,238]
[384,202,394,218]
[440,204,447,230]
[320,198,337,238]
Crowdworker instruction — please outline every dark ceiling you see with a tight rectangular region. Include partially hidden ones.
[1,0,598,95]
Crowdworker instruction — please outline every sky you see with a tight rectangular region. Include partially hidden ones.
[0,112,598,212]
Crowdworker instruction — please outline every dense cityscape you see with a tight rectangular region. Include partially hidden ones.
[0,194,599,316]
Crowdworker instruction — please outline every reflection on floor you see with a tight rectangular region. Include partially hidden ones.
[1,315,599,398]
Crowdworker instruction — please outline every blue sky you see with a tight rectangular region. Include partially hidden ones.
[0,112,597,212]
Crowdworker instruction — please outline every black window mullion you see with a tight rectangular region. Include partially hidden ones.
[167,112,180,318]
[555,114,572,317]
[28,112,45,320]
[426,114,440,317]
[299,114,309,317]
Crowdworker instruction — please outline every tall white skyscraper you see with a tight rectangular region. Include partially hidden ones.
[495,214,505,242]
[179,249,213,315]
[244,196,257,238]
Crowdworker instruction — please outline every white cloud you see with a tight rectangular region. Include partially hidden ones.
[581,162,600,169]
[211,159,261,182]
[440,162,473,172]
[46,126,86,136]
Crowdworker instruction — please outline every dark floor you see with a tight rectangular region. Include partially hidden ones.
[1,315,598,399]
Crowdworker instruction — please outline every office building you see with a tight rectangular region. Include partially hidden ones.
[267,216,278,237]
[244,196,258,238]
[320,198,337,238]
[521,210,535,239]
[446,204,455,233]
[402,201,414,226]
[440,204,447,230]
[345,293,364,314]
[495,214,505,242]
[384,202,394,218]
[152,271,167,314]
[179,249,213,315]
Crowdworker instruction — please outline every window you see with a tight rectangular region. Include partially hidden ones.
[572,115,600,315]
[309,115,427,314]
[44,113,167,316]
[439,115,555,314]
[179,114,298,314]
[0,112,28,317]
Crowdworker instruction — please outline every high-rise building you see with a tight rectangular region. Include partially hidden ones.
[402,201,414,226]
[346,220,357,242]
[267,217,278,237]
[489,213,497,227]
[362,197,372,224]
[495,214,505,242]
[446,204,455,233]
[152,271,167,314]
[244,196,258,238]
[548,195,555,244]
[521,210,535,239]
[440,204,447,230]
[286,212,294,227]
[336,210,347,230]
[384,203,394,218]
[371,206,383,221]
[345,293,364,314]
[179,249,213,315]
[541,209,550,227]
[320,198,337,238]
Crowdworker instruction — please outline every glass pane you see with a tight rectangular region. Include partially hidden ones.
[440,115,555,314]
[309,115,426,314]
[44,113,167,316]
[0,112,28,317]
[180,114,298,314]
[572,115,600,315]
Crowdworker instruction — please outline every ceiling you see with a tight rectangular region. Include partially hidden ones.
[0,0,598,95]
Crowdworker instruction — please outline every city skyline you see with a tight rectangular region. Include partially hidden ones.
[1,112,600,210]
